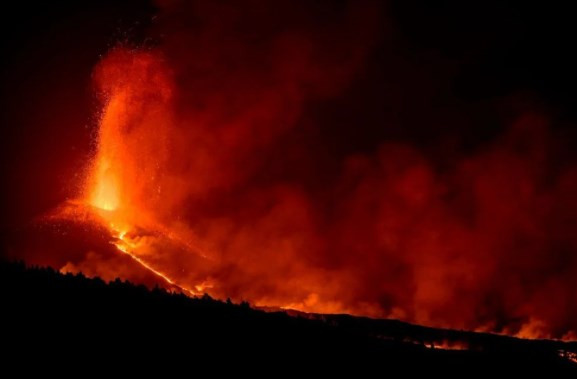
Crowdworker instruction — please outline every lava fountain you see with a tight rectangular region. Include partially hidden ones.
[56,49,211,296]
[39,0,577,341]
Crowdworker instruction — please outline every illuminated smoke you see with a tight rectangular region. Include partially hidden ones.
[31,0,577,340]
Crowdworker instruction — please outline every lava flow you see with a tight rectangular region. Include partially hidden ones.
[55,50,211,297]
[32,0,577,341]
[107,221,201,296]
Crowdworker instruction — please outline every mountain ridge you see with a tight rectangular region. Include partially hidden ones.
[1,259,575,373]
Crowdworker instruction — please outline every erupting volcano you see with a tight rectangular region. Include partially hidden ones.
[4,0,577,345]
[56,50,213,296]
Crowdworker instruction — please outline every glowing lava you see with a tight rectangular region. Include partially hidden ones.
[62,49,210,297]
[50,45,577,342]
[41,3,577,340]
[86,88,131,213]
[109,224,200,296]
[89,157,120,212]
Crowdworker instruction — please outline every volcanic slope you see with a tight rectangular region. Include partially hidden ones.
[1,260,576,373]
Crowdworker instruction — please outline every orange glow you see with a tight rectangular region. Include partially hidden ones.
[58,50,209,298]
[560,350,577,364]
[110,224,199,296]
[89,157,120,212]
[87,92,131,212]
[44,2,577,341]
[47,45,577,342]
[429,340,469,351]
[44,43,577,344]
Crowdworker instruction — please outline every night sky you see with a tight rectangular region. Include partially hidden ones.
[3,1,577,337]
[2,1,577,231]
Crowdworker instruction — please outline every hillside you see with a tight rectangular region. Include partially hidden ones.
[1,260,575,373]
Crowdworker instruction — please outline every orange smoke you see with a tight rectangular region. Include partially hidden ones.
[42,0,577,341]
[87,50,172,216]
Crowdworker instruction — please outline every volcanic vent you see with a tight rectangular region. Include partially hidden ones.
[6,0,577,342]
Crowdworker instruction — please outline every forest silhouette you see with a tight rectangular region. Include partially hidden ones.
[1,259,576,373]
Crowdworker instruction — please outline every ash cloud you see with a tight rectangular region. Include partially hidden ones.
[5,0,577,338]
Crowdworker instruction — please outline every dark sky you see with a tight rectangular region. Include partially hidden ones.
[2,0,577,234]
[5,1,577,336]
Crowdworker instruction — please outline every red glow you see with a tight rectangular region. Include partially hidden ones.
[33,1,577,341]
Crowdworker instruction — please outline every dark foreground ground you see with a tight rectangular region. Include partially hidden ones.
[1,260,576,374]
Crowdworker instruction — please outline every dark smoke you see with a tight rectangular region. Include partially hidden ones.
[3,0,577,339]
